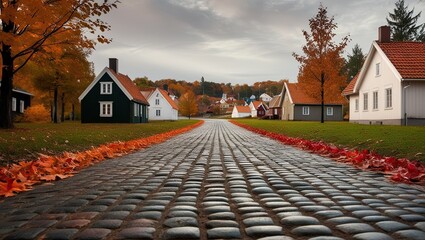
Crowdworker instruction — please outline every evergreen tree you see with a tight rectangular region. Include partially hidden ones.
[387,0,425,41]
[343,44,365,82]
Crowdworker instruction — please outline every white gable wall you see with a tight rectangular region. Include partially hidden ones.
[353,48,402,123]
[249,102,258,117]
[148,89,178,121]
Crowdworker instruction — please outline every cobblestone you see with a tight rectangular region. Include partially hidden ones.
[1,120,425,239]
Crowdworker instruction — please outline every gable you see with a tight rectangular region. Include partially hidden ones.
[79,67,149,105]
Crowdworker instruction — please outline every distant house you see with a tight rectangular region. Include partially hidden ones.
[256,103,268,118]
[343,26,425,125]
[78,58,149,123]
[0,83,33,118]
[249,101,262,117]
[282,82,344,121]
[259,93,272,102]
[141,87,179,121]
[231,105,251,118]
[266,94,283,119]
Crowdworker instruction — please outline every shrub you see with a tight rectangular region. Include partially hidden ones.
[21,104,51,123]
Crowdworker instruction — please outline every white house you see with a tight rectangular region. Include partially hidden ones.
[343,26,425,125]
[231,105,251,118]
[249,101,263,117]
[141,87,179,121]
[259,93,272,102]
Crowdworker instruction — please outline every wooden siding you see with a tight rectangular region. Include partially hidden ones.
[293,105,343,121]
[81,74,134,123]
[405,81,425,119]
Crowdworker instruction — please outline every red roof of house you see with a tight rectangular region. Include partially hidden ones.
[158,88,179,110]
[251,101,262,109]
[235,105,251,113]
[342,74,359,96]
[286,83,345,105]
[109,69,149,105]
[378,41,425,79]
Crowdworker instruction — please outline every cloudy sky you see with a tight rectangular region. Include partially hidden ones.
[89,0,424,85]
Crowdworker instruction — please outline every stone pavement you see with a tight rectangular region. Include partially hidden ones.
[1,120,425,240]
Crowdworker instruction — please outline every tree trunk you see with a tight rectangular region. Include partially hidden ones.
[0,43,15,129]
[320,72,325,124]
[72,103,75,121]
[61,92,65,123]
[53,86,58,123]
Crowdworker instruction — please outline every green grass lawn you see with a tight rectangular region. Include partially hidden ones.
[233,119,425,162]
[0,120,199,166]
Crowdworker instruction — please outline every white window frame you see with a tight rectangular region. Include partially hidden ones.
[155,98,160,105]
[302,106,310,115]
[363,93,368,111]
[373,91,379,110]
[156,109,161,116]
[375,63,380,76]
[20,100,25,113]
[326,107,333,116]
[355,99,359,112]
[385,88,392,109]
[134,103,139,117]
[100,82,113,94]
[11,97,17,112]
[99,101,113,117]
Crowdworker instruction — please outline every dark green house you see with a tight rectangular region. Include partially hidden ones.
[78,58,149,123]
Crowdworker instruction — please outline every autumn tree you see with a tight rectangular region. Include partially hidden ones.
[293,4,350,123]
[0,0,118,128]
[179,90,198,119]
[343,44,365,82]
[387,0,425,41]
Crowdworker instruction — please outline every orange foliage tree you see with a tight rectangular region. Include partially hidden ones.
[0,0,118,129]
[293,4,350,123]
[179,90,198,119]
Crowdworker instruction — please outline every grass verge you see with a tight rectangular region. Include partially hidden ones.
[233,119,425,162]
[0,120,199,166]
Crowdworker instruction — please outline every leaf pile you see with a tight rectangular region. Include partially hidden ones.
[0,121,204,197]
[231,120,425,184]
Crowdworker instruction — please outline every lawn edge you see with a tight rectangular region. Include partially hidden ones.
[0,120,204,197]
[229,120,425,185]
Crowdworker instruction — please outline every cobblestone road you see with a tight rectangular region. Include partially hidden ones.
[1,120,425,240]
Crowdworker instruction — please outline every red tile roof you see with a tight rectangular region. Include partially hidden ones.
[158,88,179,110]
[109,69,149,105]
[235,106,251,113]
[251,101,262,109]
[342,74,359,96]
[286,83,345,105]
[377,42,425,79]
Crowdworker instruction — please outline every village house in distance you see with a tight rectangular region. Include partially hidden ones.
[343,26,425,126]
[141,87,179,121]
[79,58,149,123]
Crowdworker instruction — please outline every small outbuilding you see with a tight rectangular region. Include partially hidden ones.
[231,105,251,118]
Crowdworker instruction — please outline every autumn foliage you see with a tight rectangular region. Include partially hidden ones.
[20,104,51,123]
[0,121,204,197]
[231,120,425,184]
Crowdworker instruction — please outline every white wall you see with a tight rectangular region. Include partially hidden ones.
[349,95,360,121]
[148,89,178,121]
[249,102,257,117]
[231,107,251,118]
[355,48,402,121]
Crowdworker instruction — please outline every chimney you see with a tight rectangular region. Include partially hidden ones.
[378,26,391,43]
[109,58,118,73]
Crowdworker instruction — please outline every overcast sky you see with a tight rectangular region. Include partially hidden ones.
[88,0,425,85]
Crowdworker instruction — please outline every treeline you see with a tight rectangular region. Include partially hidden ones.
[134,77,287,99]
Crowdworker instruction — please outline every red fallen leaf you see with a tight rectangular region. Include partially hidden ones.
[40,174,70,181]
[0,179,27,197]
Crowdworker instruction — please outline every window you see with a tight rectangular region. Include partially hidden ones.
[99,102,113,117]
[302,106,310,115]
[100,82,112,94]
[156,109,161,116]
[20,100,25,113]
[134,103,139,117]
[327,107,333,116]
[373,91,378,110]
[155,99,160,105]
[363,93,368,111]
[385,88,392,108]
[11,97,16,112]
[355,99,359,111]
[376,63,380,76]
